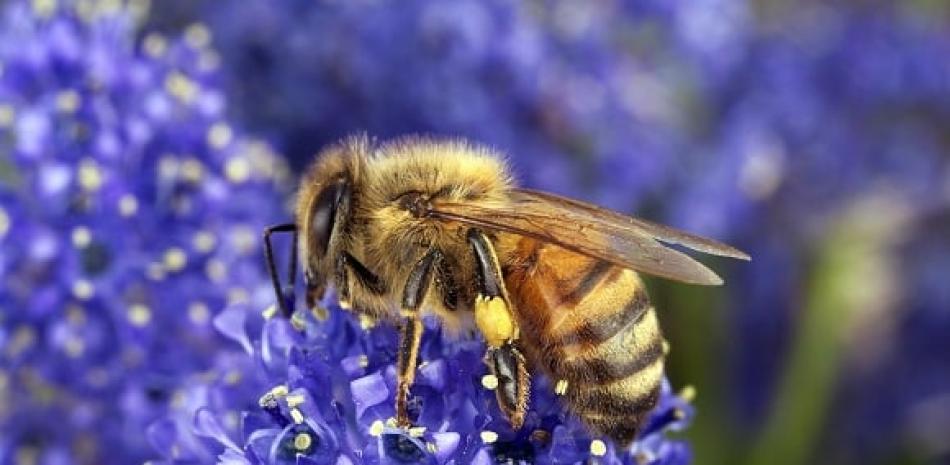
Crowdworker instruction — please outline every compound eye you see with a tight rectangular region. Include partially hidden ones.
[310,180,346,255]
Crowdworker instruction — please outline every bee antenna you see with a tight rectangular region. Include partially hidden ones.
[263,223,298,317]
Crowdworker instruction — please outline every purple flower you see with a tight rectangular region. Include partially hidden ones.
[167,296,695,464]
[0,1,286,463]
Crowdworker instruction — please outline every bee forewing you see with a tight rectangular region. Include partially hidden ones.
[514,189,751,261]
[428,189,749,286]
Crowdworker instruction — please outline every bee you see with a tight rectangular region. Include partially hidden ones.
[263,135,749,446]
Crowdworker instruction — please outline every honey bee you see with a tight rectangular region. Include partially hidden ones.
[263,135,748,446]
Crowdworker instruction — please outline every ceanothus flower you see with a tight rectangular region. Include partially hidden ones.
[162,295,695,465]
[163,0,950,463]
[0,1,287,463]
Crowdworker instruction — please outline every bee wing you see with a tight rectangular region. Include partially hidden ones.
[428,189,749,286]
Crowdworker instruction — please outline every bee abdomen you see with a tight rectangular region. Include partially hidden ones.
[560,309,664,440]
[551,270,666,445]
[570,382,661,446]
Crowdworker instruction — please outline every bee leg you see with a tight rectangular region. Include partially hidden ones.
[344,252,387,295]
[334,253,388,311]
[263,223,298,317]
[468,229,530,429]
[395,249,442,427]
[487,342,530,429]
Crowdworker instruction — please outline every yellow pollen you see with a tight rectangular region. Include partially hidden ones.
[192,231,216,253]
[0,104,14,127]
[590,439,607,457]
[184,23,212,49]
[358,355,369,368]
[180,158,205,183]
[170,390,186,409]
[0,207,11,239]
[426,442,438,453]
[481,374,498,390]
[163,248,187,272]
[225,157,250,183]
[64,337,85,358]
[634,451,649,465]
[554,379,569,395]
[679,385,697,402]
[258,392,276,408]
[369,420,385,437]
[480,431,498,444]
[78,159,103,191]
[127,0,149,23]
[165,72,197,103]
[146,262,166,281]
[310,305,329,321]
[358,314,375,330]
[71,226,92,248]
[118,194,138,216]
[32,0,56,17]
[293,432,312,451]
[6,326,36,357]
[74,0,94,21]
[409,426,426,437]
[673,408,687,420]
[224,370,242,385]
[158,155,178,179]
[96,0,120,15]
[205,259,226,282]
[290,408,304,424]
[227,288,249,305]
[270,384,289,397]
[188,301,210,325]
[143,33,167,57]
[230,226,255,255]
[55,90,80,113]
[474,295,514,348]
[208,122,233,149]
[285,394,306,408]
[72,280,94,300]
[290,311,307,331]
[262,304,279,320]
[127,304,152,327]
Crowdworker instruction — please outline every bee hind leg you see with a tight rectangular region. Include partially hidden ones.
[395,249,442,427]
[486,342,530,429]
[468,229,530,429]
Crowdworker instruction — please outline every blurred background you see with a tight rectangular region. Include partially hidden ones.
[2,0,949,464]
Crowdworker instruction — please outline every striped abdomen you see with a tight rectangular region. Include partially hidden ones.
[504,238,665,445]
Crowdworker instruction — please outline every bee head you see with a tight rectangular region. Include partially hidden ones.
[296,137,365,306]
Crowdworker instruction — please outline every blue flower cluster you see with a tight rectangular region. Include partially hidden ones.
[0,2,697,464]
[0,1,287,463]
[172,0,950,463]
[158,299,694,465]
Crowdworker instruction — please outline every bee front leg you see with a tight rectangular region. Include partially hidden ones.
[263,223,298,317]
[395,249,441,427]
[468,229,530,429]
